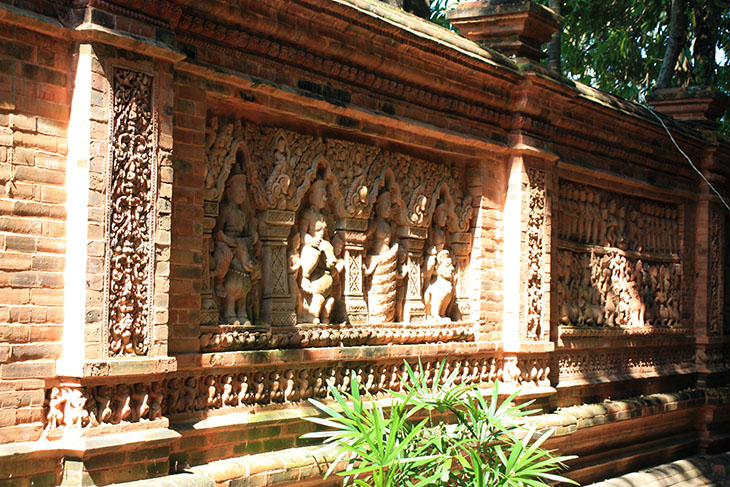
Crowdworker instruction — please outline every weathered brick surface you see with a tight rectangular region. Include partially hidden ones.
[0,19,70,445]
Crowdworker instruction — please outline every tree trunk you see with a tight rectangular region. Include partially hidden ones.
[547,0,561,72]
[691,0,723,86]
[656,0,687,89]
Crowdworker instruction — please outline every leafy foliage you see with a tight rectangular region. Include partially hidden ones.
[302,360,576,487]
[430,0,730,133]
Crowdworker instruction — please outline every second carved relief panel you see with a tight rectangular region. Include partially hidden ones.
[555,179,683,330]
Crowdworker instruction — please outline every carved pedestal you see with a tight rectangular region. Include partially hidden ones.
[261,209,297,326]
[450,231,473,321]
[337,218,369,324]
[401,230,427,323]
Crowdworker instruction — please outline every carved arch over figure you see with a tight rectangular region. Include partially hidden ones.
[366,167,409,227]
[265,129,294,210]
[291,154,347,218]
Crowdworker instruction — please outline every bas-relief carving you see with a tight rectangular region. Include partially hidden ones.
[558,346,693,381]
[200,115,475,350]
[709,206,723,336]
[526,168,546,341]
[105,68,156,357]
[558,180,680,254]
[43,355,547,429]
[556,179,682,330]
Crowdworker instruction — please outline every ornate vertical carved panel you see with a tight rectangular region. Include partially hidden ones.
[709,206,723,336]
[105,68,157,357]
[526,168,546,340]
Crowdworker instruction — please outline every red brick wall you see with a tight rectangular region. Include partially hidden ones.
[0,22,71,442]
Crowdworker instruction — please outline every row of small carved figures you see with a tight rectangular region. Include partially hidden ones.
[44,358,550,428]
[557,349,694,376]
[557,187,679,254]
[199,325,475,351]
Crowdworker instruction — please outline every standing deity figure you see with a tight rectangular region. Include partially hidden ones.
[298,179,338,324]
[364,190,400,323]
[211,165,261,325]
[423,202,450,285]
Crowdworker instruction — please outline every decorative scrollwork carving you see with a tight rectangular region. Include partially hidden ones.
[106,68,156,357]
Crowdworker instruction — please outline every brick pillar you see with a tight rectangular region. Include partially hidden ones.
[336,218,369,323]
[260,209,297,326]
[401,227,427,323]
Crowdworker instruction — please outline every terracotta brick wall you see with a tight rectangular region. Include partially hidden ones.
[0,21,70,442]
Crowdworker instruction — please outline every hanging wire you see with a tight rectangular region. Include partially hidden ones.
[647,107,730,213]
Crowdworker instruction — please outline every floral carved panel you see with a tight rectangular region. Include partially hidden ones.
[526,168,546,341]
[105,68,157,357]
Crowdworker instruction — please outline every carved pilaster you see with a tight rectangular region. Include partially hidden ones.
[261,209,297,326]
[337,218,369,324]
[105,68,156,357]
[709,205,723,336]
[401,227,427,323]
[526,168,547,341]
[450,231,472,321]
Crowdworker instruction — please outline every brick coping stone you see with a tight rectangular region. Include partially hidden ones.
[585,452,730,487]
[94,387,730,487]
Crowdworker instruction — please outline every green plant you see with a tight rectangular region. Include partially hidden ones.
[302,360,577,487]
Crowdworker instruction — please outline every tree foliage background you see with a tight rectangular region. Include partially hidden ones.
[391,0,730,133]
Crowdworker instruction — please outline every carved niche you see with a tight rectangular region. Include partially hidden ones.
[556,180,682,329]
[199,115,475,351]
[105,68,157,357]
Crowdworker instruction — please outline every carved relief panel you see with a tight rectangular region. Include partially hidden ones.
[526,168,547,341]
[556,179,682,330]
[199,115,475,351]
[709,205,724,336]
[105,68,157,357]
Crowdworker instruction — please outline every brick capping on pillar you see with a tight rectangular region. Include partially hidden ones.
[446,0,560,61]
[647,86,730,129]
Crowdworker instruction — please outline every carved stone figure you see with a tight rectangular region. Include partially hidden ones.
[424,249,455,321]
[211,164,262,325]
[297,179,338,324]
[364,190,400,323]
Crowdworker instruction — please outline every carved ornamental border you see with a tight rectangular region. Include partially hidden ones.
[43,353,551,429]
[103,67,158,357]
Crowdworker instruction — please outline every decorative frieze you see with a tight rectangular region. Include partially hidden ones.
[526,168,546,340]
[558,180,680,255]
[105,68,157,357]
[44,354,549,429]
[199,321,475,351]
[200,116,475,349]
[557,346,694,381]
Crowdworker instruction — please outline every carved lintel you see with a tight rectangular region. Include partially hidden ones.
[337,218,368,324]
[401,237,426,323]
[260,209,297,326]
